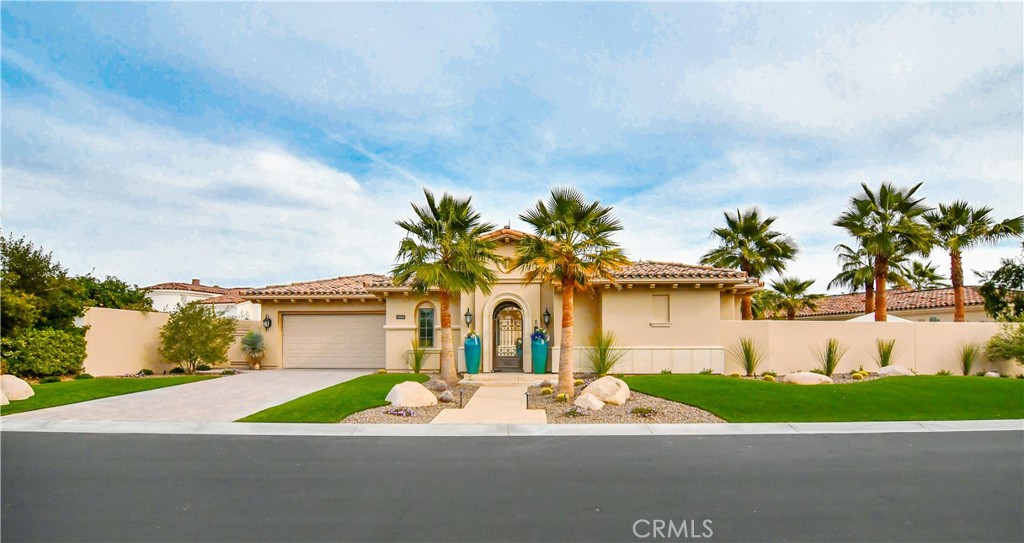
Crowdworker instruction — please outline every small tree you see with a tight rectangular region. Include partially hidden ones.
[985,323,1024,367]
[159,303,236,373]
[976,247,1024,320]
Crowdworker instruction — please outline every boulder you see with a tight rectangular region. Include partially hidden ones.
[877,365,915,377]
[781,372,834,385]
[1,390,8,406]
[984,371,1001,378]
[573,392,605,411]
[424,379,448,392]
[1,375,34,401]
[438,390,455,403]
[385,381,438,407]
[581,376,630,405]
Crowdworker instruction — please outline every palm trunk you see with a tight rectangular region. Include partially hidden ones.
[864,280,875,314]
[874,255,888,322]
[951,250,965,322]
[438,290,459,385]
[741,294,753,320]
[557,278,575,397]
[786,308,796,320]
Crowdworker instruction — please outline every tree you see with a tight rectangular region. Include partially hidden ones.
[985,323,1024,366]
[976,246,1024,320]
[158,302,236,373]
[899,260,949,291]
[700,207,798,320]
[510,188,631,397]
[924,201,1023,322]
[75,275,153,311]
[751,289,782,320]
[1,235,83,336]
[769,277,823,320]
[828,242,910,313]
[392,189,502,385]
[833,182,932,321]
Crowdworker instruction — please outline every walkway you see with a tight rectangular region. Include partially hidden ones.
[431,385,548,424]
[4,369,367,423]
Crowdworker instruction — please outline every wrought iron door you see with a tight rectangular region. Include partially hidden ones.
[493,303,523,372]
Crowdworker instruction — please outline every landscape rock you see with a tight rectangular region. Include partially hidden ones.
[438,390,455,403]
[1,375,34,401]
[424,379,448,392]
[877,365,915,377]
[573,392,605,411]
[385,381,438,407]
[984,371,1000,378]
[1,390,8,406]
[581,376,631,405]
[538,380,554,388]
[781,372,834,385]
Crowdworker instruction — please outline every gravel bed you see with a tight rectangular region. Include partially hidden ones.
[736,371,884,384]
[341,383,479,424]
[528,379,724,424]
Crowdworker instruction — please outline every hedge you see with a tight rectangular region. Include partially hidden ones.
[1,328,87,377]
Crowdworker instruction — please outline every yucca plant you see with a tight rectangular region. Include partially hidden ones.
[240,330,266,370]
[874,338,896,368]
[586,330,626,376]
[727,337,766,376]
[959,342,981,376]
[814,338,849,377]
[405,339,429,374]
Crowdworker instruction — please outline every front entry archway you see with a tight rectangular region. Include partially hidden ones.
[492,302,524,372]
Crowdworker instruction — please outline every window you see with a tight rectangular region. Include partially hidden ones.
[417,305,435,347]
[652,294,670,325]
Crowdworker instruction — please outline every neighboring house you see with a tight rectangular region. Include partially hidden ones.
[243,229,759,372]
[795,286,992,322]
[145,279,261,320]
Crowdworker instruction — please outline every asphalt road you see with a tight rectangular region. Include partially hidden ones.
[2,431,1022,542]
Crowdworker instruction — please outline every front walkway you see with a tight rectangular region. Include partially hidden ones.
[431,385,548,424]
[3,370,367,423]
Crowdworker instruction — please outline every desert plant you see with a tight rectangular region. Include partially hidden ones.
[540,387,553,395]
[814,338,849,377]
[376,369,387,374]
[959,342,982,376]
[74,373,93,380]
[631,406,656,418]
[555,393,569,403]
[874,339,897,368]
[851,373,864,380]
[698,368,714,375]
[762,370,777,377]
[404,339,429,374]
[138,368,154,376]
[936,369,953,376]
[763,375,776,382]
[221,369,237,375]
[565,406,590,417]
[573,378,585,387]
[660,369,672,374]
[240,330,266,369]
[586,330,627,376]
[727,337,766,376]
[729,372,742,378]
[384,407,416,417]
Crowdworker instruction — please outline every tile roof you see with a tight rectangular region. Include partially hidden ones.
[196,290,248,305]
[797,286,986,317]
[613,261,749,280]
[144,282,231,295]
[243,274,388,298]
[479,228,528,241]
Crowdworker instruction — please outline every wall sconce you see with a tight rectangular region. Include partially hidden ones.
[543,308,551,326]
[263,315,272,331]
[464,309,473,326]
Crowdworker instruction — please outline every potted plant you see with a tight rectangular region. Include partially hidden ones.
[530,327,549,374]
[240,330,266,370]
[464,329,481,374]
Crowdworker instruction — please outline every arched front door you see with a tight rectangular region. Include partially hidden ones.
[493,302,524,372]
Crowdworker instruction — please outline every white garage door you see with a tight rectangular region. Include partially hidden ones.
[283,314,385,369]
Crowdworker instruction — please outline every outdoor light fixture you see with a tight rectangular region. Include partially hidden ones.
[263,315,272,331]
[543,308,551,326]
[464,308,473,326]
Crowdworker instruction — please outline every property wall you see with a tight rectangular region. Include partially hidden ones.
[798,306,991,322]
[254,299,387,368]
[82,307,258,375]
[720,320,1020,376]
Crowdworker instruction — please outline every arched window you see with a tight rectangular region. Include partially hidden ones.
[416,303,435,348]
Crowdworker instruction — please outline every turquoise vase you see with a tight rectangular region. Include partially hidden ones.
[464,335,481,374]
[531,337,548,374]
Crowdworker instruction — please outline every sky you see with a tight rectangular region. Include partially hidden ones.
[2,2,1022,293]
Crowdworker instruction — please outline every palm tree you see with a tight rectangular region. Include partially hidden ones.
[828,242,909,313]
[509,188,631,397]
[833,182,932,321]
[769,277,823,320]
[392,189,503,385]
[700,207,798,320]
[899,260,949,291]
[751,289,782,320]
[924,201,1023,321]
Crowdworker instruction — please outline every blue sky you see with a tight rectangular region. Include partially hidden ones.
[2,3,1022,291]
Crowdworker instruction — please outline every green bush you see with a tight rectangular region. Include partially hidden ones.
[158,302,235,373]
[727,337,766,376]
[959,342,981,376]
[631,406,656,418]
[698,368,714,375]
[814,338,849,377]
[139,368,154,376]
[874,339,896,368]
[221,369,237,375]
[40,376,61,383]
[0,328,86,377]
[169,367,185,374]
[936,369,953,376]
[74,373,93,380]
[195,364,212,371]
[986,323,1024,366]
[660,369,672,374]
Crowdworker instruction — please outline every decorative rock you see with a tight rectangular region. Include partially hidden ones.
[984,371,1000,378]
[877,365,915,377]
[573,392,605,411]
[781,372,834,385]
[1,375,34,401]
[581,376,631,405]
[438,390,455,403]
[539,380,554,388]
[1,390,8,406]
[384,381,438,407]
[424,379,448,392]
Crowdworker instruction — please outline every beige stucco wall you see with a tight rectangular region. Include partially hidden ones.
[82,307,258,375]
[383,293,462,372]
[721,320,1019,376]
[259,299,387,368]
[798,306,992,322]
[601,287,722,347]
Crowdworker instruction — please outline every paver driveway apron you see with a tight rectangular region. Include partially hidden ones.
[3,370,367,423]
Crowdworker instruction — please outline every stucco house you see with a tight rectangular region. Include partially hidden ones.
[243,229,760,374]
[146,279,261,319]
[796,286,992,322]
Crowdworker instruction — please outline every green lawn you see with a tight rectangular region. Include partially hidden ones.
[237,373,430,423]
[0,376,218,416]
[624,374,1024,423]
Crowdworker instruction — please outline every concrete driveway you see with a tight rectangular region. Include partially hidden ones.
[4,370,367,423]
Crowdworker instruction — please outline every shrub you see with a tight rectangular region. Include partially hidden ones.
[540,387,553,395]
[0,328,86,378]
[586,331,626,376]
[139,368,154,376]
[959,342,981,376]
[761,370,777,378]
[727,337,766,377]
[936,369,953,376]
[404,339,428,374]
[240,330,266,369]
[762,375,776,382]
[40,376,61,383]
[813,338,849,377]
[1017,374,1023,379]
[660,369,672,374]
[74,373,93,380]
[196,364,212,371]
[221,369,237,375]
[384,407,415,417]
[698,368,714,375]
[631,406,656,418]
[874,339,896,368]
[729,372,742,378]
[376,369,387,374]
[158,302,236,373]
[985,323,1024,366]
[169,367,185,374]
[573,378,584,387]
[974,371,986,377]
[565,406,590,417]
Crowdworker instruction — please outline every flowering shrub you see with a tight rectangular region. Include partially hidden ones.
[565,406,590,417]
[385,407,416,417]
[530,329,548,342]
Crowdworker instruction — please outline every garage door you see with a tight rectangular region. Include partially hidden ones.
[283,314,385,369]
